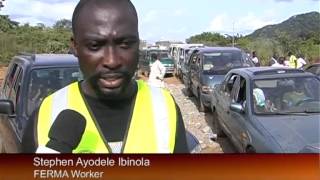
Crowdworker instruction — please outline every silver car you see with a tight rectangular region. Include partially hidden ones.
[211,67,320,153]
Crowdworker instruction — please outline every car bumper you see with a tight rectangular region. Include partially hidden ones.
[165,67,174,74]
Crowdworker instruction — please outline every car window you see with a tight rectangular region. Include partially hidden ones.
[6,65,22,106]
[235,77,246,104]
[13,68,23,106]
[202,51,242,75]
[231,76,241,102]
[242,52,254,67]
[252,76,320,114]
[224,74,238,96]
[196,57,201,66]
[2,63,17,98]
[27,67,82,116]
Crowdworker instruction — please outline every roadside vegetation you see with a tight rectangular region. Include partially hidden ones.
[0,11,319,66]
[0,16,71,65]
[187,12,320,65]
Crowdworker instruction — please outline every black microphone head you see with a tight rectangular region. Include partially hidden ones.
[46,109,86,153]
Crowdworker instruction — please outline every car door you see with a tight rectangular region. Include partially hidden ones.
[184,51,197,88]
[8,65,24,140]
[192,55,200,97]
[0,63,22,152]
[228,76,250,152]
[190,54,199,96]
[215,74,239,135]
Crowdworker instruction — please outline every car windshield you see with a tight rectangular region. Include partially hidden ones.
[252,76,320,114]
[203,51,242,75]
[160,58,174,64]
[149,51,169,58]
[27,67,83,116]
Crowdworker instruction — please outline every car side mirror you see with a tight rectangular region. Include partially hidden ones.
[0,99,15,118]
[230,103,245,114]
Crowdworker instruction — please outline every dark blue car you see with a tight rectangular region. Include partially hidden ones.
[188,47,253,112]
[211,67,320,153]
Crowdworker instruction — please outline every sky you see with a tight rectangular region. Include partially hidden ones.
[0,0,319,43]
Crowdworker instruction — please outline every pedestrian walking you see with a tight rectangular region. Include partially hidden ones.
[148,53,166,88]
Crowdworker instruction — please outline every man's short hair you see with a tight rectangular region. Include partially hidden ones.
[71,0,137,35]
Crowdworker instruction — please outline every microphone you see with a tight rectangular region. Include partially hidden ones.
[38,109,86,153]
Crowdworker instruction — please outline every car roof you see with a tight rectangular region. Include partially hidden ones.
[198,47,241,54]
[170,43,204,48]
[229,67,315,79]
[14,53,79,68]
[307,63,320,67]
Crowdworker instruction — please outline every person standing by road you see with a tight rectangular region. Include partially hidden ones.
[288,52,298,69]
[22,0,189,153]
[148,53,166,88]
[252,51,260,67]
[297,54,307,69]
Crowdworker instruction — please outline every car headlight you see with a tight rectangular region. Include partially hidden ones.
[201,86,213,94]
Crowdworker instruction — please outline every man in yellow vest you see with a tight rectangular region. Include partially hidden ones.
[288,52,297,69]
[22,0,189,153]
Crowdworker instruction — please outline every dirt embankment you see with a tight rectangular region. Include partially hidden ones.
[0,66,7,85]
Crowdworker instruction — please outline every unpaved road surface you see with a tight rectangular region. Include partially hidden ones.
[138,72,236,153]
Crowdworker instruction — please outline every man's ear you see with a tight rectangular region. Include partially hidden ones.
[70,36,78,57]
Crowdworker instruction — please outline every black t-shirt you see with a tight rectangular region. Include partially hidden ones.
[22,83,189,153]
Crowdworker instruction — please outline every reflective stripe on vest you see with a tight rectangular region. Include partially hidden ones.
[37,80,177,153]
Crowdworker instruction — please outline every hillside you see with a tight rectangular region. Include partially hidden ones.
[247,11,320,40]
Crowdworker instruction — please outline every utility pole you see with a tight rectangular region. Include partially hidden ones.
[232,21,235,47]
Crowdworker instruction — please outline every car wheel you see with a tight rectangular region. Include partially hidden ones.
[212,110,225,137]
[198,92,209,112]
[184,87,192,97]
[198,95,205,112]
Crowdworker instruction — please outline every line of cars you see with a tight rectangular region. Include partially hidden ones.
[179,46,254,112]
[0,53,200,153]
[172,44,320,153]
[1,50,318,153]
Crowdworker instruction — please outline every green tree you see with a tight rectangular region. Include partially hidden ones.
[53,19,72,30]
[186,32,228,46]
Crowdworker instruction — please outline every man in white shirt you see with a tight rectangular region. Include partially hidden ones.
[148,54,166,87]
[297,55,307,69]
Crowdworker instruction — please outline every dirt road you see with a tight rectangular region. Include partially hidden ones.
[139,71,236,153]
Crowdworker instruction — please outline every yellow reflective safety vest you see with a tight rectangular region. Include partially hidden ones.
[289,55,297,68]
[37,80,177,153]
